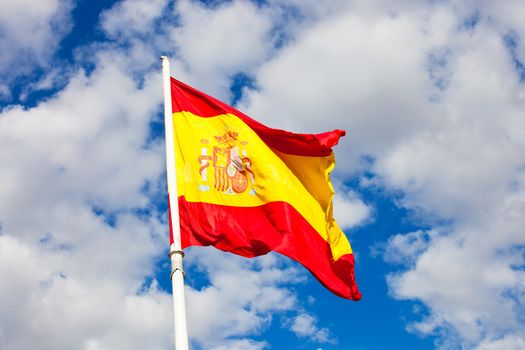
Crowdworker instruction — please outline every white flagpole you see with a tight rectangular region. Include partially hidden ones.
[161,56,190,350]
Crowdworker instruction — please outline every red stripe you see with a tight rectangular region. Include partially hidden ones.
[171,78,346,157]
[178,196,361,300]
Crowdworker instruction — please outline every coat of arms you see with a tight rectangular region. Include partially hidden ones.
[197,130,255,195]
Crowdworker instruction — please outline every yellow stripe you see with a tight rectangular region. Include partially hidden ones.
[173,111,352,259]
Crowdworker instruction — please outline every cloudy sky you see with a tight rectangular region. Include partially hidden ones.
[1,0,525,349]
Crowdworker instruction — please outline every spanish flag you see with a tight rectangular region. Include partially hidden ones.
[169,77,361,300]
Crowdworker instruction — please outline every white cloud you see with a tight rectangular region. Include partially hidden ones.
[239,8,436,173]
[0,56,164,229]
[101,0,169,39]
[0,235,172,350]
[475,335,525,350]
[1,1,355,348]
[383,230,433,266]
[0,0,73,84]
[169,0,276,100]
[287,312,334,344]
[0,46,171,349]
[333,183,371,230]
[237,0,525,348]
[4,0,525,349]
[185,249,301,348]
[369,8,525,347]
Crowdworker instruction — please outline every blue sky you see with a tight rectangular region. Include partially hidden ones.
[1,1,525,349]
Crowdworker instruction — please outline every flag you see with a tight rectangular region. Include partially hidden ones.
[168,77,361,300]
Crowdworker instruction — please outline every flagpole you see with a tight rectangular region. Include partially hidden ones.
[161,56,190,350]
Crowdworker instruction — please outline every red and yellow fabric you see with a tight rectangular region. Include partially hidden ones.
[169,77,361,300]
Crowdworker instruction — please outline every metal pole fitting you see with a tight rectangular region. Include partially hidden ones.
[169,249,185,278]
[168,249,185,259]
